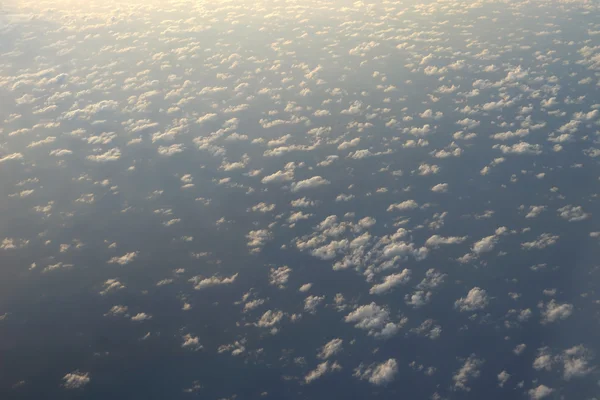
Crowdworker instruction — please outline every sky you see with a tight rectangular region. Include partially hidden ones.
[1,0,600,399]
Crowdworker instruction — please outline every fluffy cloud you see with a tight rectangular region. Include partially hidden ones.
[291,176,330,192]
[369,269,411,295]
[453,354,484,391]
[318,338,343,360]
[189,273,238,290]
[541,300,573,324]
[354,359,398,386]
[455,287,489,312]
[62,371,90,389]
[344,303,406,338]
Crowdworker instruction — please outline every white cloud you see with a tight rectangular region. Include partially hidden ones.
[425,235,467,248]
[270,266,291,289]
[528,385,554,399]
[181,334,203,351]
[87,148,121,162]
[562,345,594,380]
[493,142,542,155]
[344,302,405,338]
[557,205,590,222]
[318,338,343,360]
[189,273,238,290]
[62,371,90,389]
[107,251,138,265]
[369,269,411,295]
[453,354,483,391]
[131,312,152,321]
[455,287,489,312]
[291,176,330,192]
[0,152,24,163]
[354,359,398,386]
[541,300,573,324]
[387,200,418,212]
[521,233,559,250]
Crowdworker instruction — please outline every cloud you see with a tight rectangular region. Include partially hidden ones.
[269,266,291,289]
[131,312,152,321]
[369,269,411,295]
[528,385,554,399]
[354,359,398,386]
[425,235,467,248]
[107,252,138,265]
[304,295,325,313]
[345,302,406,338]
[181,334,203,351]
[557,205,590,222]
[261,169,294,184]
[157,144,185,156]
[189,273,238,290]
[87,148,122,162]
[521,233,559,250]
[431,183,448,193]
[304,361,341,384]
[455,287,489,312]
[99,279,125,295]
[453,354,483,391]
[0,152,24,163]
[318,338,343,360]
[541,300,573,324]
[493,142,542,155]
[387,200,418,212]
[62,371,90,389]
[562,345,594,380]
[291,176,330,192]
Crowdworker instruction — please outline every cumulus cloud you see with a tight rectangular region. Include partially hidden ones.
[107,252,138,265]
[354,359,398,386]
[62,371,90,389]
[455,287,489,312]
[541,300,573,324]
[369,269,411,295]
[318,338,343,360]
[189,273,238,290]
[291,176,330,192]
[453,354,484,391]
[345,302,406,338]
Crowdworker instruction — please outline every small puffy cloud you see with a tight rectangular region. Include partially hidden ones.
[425,235,467,248]
[157,144,185,156]
[87,148,121,162]
[318,338,343,359]
[299,283,312,292]
[528,385,554,399]
[557,205,590,222]
[261,169,294,184]
[291,176,330,192]
[256,309,284,328]
[541,300,573,324]
[270,266,291,289]
[497,370,510,387]
[525,205,546,218]
[455,287,489,312]
[99,279,125,295]
[304,361,341,384]
[246,229,272,250]
[189,273,238,290]
[521,233,559,250]
[345,302,405,338]
[354,359,398,386]
[62,371,90,389]
[181,334,203,351]
[431,183,448,193]
[304,295,325,313]
[131,312,152,321]
[104,305,128,317]
[0,152,24,163]
[493,142,542,155]
[107,251,138,265]
[562,345,594,380]
[453,354,484,391]
[387,200,418,212]
[471,235,498,255]
[369,269,411,295]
